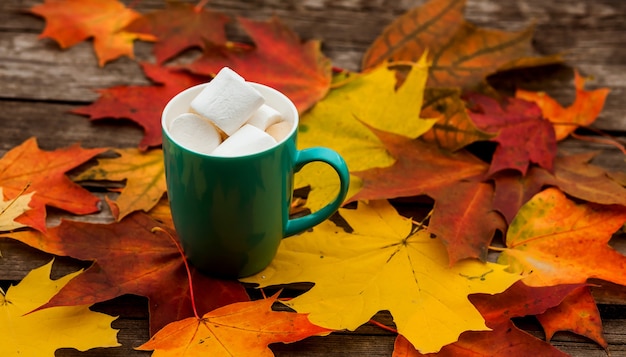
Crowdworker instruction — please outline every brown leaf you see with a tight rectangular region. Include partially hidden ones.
[1,212,249,335]
[363,0,555,89]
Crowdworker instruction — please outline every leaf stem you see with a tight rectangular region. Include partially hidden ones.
[488,245,507,252]
[151,227,200,320]
[1,182,31,216]
[368,319,398,334]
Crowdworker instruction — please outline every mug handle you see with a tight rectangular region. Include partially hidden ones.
[284,147,350,237]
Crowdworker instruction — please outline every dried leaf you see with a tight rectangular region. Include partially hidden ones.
[186,16,332,113]
[467,93,557,175]
[516,70,610,141]
[537,286,607,349]
[363,0,554,89]
[0,260,119,355]
[125,1,230,64]
[498,188,626,287]
[1,212,249,335]
[72,63,209,150]
[29,0,155,66]
[420,88,494,151]
[242,200,519,353]
[296,62,436,211]
[0,137,105,231]
[137,293,331,356]
[75,148,166,220]
[0,187,34,232]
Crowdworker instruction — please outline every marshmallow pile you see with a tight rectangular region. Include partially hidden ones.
[168,67,293,157]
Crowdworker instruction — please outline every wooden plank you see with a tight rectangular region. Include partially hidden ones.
[1,0,625,130]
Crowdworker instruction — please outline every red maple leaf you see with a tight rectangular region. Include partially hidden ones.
[124,1,230,64]
[394,281,584,356]
[0,137,105,231]
[72,63,209,150]
[3,212,249,335]
[185,16,332,113]
[466,93,557,176]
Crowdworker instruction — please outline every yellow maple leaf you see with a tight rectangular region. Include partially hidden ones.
[0,187,34,232]
[295,55,437,211]
[0,260,119,355]
[242,200,519,353]
[75,148,166,221]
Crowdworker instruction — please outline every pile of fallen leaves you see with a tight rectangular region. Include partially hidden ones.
[1,0,624,355]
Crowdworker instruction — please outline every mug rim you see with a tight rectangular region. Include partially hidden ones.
[162,82,299,159]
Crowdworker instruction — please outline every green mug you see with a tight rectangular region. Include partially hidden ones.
[162,82,350,278]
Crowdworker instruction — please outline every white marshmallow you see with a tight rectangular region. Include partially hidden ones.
[265,121,293,142]
[190,67,265,136]
[211,124,277,157]
[246,104,283,130]
[169,113,222,154]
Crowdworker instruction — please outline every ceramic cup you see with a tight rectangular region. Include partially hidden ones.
[162,82,350,278]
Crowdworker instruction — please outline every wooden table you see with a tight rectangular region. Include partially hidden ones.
[1,0,626,356]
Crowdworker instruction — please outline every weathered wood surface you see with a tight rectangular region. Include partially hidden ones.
[1,0,626,356]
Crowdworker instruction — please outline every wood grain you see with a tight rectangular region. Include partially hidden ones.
[1,0,625,356]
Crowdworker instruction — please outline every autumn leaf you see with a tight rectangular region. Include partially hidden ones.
[362,0,557,89]
[349,124,488,202]
[185,16,332,113]
[0,260,119,355]
[394,282,582,356]
[28,0,155,66]
[429,181,506,264]
[75,148,166,220]
[0,137,105,231]
[137,293,331,356]
[124,1,230,64]
[296,61,437,211]
[0,187,34,232]
[537,151,626,206]
[420,88,494,151]
[498,187,626,287]
[516,70,610,141]
[536,286,608,349]
[466,93,557,175]
[72,63,209,150]
[242,200,519,353]
[492,152,626,224]
[491,170,548,224]
[349,125,495,263]
[1,212,249,335]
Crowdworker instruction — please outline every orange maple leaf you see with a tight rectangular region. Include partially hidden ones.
[0,137,105,231]
[29,0,155,66]
[498,187,626,287]
[137,293,331,356]
[516,70,610,141]
[536,286,608,349]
